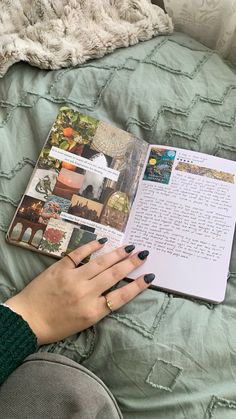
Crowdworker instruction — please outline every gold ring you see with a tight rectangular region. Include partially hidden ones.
[104,295,113,313]
[66,254,77,268]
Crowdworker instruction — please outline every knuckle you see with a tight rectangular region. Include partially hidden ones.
[110,264,122,280]
[93,256,106,269]
[116,247,126,259]
[73,248,83,259]
[119,287,130,304]
[130,256,141,269]
[90,240,100,251]
[135,279,145,293]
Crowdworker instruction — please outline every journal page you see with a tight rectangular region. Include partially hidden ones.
[124,145,236,302]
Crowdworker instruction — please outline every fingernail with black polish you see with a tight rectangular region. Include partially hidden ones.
[124,244,135,253]
[138,250,149,260]
[98,237,108,244]
[144,273,155,284]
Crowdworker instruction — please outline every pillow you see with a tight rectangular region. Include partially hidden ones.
[164,0,236,66]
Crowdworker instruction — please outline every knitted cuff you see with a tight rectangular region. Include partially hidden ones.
[0,304,37,385]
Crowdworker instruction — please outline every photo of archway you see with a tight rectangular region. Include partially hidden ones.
[100,191,130,232]
[26,169,57,202]
[7,196,46,248]
[53,168,84,200]
[69,195,103,223]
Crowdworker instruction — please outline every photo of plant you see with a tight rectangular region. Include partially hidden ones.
[39,218,74,256]
[40,228,66,253]
[38,108,99,171]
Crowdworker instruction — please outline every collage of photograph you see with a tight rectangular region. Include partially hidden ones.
[7,107,148,258]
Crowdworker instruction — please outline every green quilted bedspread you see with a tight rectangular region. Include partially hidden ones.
[1,32,236,418]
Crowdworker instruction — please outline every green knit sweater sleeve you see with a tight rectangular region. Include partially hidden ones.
[0,304,37,385]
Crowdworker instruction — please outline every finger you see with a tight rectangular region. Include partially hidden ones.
[94,250,150,293]
[59,239,108,269]
[77,244,135,279]
[101,273,155,314]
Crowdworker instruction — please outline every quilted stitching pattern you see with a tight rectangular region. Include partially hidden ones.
[0,32,236,419]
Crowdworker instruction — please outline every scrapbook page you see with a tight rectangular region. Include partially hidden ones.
[6,107,148,259]
[6,108,236,302]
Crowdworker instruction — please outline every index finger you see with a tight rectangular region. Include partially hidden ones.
[59,239,105,269]
[77,244,136,279]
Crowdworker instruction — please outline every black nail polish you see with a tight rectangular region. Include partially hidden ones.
[98,237,108,244]
[144,273,155,284]
[138,250,149,260]
[124,244,135,253]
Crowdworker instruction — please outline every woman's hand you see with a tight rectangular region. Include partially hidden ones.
[5,240,154,346]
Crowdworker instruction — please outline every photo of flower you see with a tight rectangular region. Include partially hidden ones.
[39,218,74,256]
[40,228,66,253]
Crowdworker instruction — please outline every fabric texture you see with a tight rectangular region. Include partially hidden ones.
[0,0,173,77]
[0,352,123,418]
[164,0,236,67]
[0,305,37,385]
[0,32,236,418]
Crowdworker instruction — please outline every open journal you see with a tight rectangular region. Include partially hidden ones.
[7,108,236,303]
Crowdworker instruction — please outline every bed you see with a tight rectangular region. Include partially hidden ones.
[0,1,236,418]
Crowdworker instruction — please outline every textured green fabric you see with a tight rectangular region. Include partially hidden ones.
[0,305,37,384]
[0,32,236,417]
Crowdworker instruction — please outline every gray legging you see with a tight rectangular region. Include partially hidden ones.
[0,353,122,419]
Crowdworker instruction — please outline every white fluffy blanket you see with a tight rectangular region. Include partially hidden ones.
[0,0,173,77]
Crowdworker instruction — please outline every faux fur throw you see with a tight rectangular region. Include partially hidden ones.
[0,0,173,77]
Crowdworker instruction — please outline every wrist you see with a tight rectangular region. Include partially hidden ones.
[5,296,41,345]
[0,304,38,384]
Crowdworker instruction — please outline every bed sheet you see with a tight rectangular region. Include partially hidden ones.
[0,32,236,418]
